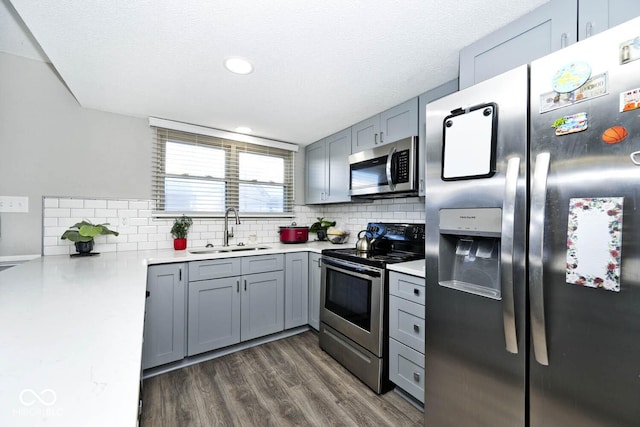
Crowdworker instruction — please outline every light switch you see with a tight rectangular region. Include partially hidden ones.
[0,196,29,213]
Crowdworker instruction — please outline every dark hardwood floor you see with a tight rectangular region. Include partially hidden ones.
[141,331,423,426]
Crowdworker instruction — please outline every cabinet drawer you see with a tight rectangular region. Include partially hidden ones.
[389,338,425,403]
[389,295,425,353]
[389,271,425,305]
[241,254,284,275]
[189,258,241,281]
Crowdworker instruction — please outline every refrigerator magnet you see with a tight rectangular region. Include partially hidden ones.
[619,36,640,64]
[566,197,623,292]
[602,126,628,144]
[539,73,608,113]
[551,61,591,93]
[619,87,640,112]
[551,112,588,136]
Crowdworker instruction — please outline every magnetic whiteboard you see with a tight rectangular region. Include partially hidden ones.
[442,103,497,180]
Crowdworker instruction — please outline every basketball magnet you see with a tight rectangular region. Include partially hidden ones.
[602,126,628,144]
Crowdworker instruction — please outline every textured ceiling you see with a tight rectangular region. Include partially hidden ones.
[5,0,549,145]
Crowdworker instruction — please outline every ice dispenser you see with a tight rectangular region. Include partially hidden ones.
[438,208,502,300]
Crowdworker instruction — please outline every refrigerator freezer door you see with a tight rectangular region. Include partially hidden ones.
[424,65,528,426]
[529,17,640,427]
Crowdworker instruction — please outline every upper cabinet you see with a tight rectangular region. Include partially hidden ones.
[578,0,640,40]
[351,98,418,152]
[459,0,640,89]
[459,0,578,89]
[305,128,351,204]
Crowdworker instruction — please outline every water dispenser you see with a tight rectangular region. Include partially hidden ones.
[438,208,502,300]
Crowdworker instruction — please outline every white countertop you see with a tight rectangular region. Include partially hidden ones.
[0,240,339,427]
[387,259,426,278]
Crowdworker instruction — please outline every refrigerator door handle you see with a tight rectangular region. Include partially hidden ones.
[529,152,551,366]
[500,156,520,354]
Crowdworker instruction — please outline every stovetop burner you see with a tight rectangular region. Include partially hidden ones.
[322,222,425,268]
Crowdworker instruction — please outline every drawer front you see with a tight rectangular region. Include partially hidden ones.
[389,295,425,353]
[389,338,425,403]
[189,258,241,281]
[241,254,284,275]
[389,271,425,305]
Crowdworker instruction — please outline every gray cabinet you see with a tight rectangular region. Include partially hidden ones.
[459,0,577,89]
[418,80,458,196]
[187,276,240,356]
[187,255,284,356]
[143,263,186,370]
[578,0,640,40]
[388,271,425,403]
[305,128,351,204]
[459,0,640,90]
[308,252,322,331]
[351,98,418,152]
[241,270,285,341]
[285,252,309,329]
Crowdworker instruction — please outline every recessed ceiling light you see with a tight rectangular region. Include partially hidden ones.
[224,57,254,75]
[235,126,252,134]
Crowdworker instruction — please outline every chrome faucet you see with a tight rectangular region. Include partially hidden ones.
[223,207,240,246]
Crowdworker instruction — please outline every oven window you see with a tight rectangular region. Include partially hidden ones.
[325,268,372,331]
[351,156,388,190]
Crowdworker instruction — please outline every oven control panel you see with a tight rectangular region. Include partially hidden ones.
[366,222,425,242]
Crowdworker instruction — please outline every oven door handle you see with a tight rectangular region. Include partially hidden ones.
[322,257,382,279]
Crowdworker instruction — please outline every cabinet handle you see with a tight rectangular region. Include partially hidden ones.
[413,288,420,296]
[374,133,378,145]
[380,131,384,143]
[146,290,150,298]
[585,21,593,38]
[560,32,568,48]
[237,280,239,293]
[419,178,424,193]
[413,324,420,333]
[244,280,247,291]
[179,268,182,281]
[413,372,420,382]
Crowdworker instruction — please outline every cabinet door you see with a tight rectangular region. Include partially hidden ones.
[284,253,309,329]
[379,98,418,144]
[305,140,326,204]
[418,80,458,196]
[579,0,640,40]
[143,263,186,370]
[459,0,577,89]
[187,276,241,356]
[241,271,285,341]
[308,253,322,330]
[351,115,380,152]
[325,129,351,203]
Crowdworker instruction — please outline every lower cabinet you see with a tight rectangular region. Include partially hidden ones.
[186,254,285,357]
[308,252,322,330]
[388,271,425,403]
[142,263,186,370]
[284,252,309,329]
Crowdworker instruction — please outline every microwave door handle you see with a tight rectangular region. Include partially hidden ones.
[386,146,396,190]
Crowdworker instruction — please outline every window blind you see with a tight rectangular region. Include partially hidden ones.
[152,127,295,215]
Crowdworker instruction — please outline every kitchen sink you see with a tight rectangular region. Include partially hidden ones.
[188,245,271,254]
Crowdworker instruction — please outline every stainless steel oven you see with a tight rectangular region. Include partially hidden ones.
[319,256,386,393]
[319,222,425,394]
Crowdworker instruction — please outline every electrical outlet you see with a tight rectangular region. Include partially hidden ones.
[0,196,29,213]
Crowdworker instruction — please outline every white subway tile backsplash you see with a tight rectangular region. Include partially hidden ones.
[59,199,85,209]
[42,195,425,256]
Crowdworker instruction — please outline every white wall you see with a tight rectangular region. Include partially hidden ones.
[0,52,150,256]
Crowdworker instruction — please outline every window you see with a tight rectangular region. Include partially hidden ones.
[152,128,294,215]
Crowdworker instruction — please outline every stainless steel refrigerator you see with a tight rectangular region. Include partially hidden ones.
[424,17,640,426]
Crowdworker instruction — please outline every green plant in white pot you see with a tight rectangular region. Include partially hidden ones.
[61,220,119,255]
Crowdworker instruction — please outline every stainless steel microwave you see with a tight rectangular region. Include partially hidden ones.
[348,136,418,198]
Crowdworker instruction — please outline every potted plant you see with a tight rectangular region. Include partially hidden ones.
[309,217,336,241]
[61,220,119,255]
[171,215,193,250]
